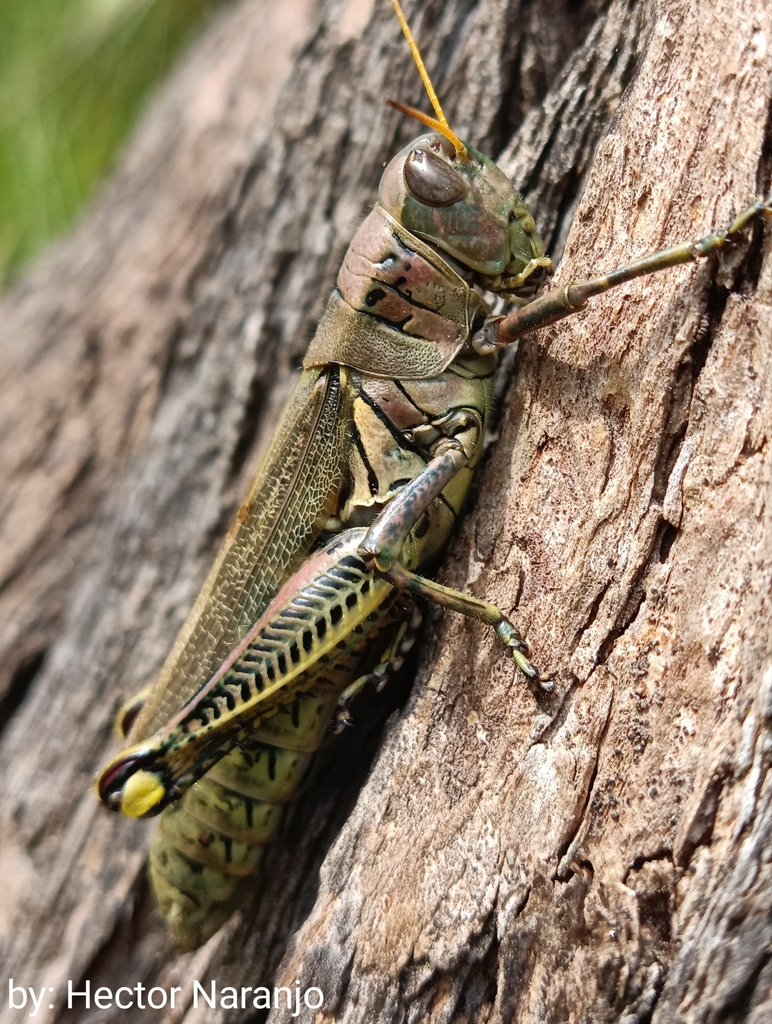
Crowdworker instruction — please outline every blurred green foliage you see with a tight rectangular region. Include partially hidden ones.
[0,0,225,284]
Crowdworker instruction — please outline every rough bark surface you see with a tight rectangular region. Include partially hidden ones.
[0,0,770,1022]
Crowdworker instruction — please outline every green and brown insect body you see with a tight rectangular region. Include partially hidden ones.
[98,341,498,947]
[96,0,772,952]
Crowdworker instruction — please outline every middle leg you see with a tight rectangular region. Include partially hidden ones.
[358,441,551,688]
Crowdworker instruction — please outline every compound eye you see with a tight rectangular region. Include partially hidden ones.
[404,149,468,207]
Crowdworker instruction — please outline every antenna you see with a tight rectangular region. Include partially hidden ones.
[390,0,467,159]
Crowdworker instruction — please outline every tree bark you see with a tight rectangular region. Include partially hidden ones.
[0,0,770,1022]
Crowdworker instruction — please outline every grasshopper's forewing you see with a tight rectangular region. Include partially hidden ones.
[130,366,352,742]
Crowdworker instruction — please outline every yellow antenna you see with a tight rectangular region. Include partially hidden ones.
[391,0,467,159]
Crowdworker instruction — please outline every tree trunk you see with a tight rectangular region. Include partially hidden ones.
[1,0,770,1021]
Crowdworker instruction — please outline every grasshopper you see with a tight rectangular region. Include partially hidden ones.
[96,0,772,950]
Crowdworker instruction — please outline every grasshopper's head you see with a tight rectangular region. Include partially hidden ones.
[378,132,550,302]
[383,1,550,303]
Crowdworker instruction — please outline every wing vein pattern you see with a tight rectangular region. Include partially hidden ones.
[132,366,351,740]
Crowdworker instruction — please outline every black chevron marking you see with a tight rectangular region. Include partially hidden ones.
[393,378,425,412]
[340,554,368,571]
[354,386,426,458]
[327,567,361,584]
[240,651,262,664]
[352,421,380,496]
[282,608,313,621]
